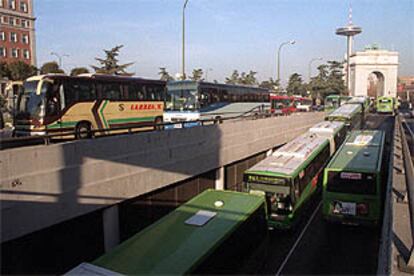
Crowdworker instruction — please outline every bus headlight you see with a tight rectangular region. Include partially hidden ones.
[332,201,342,214]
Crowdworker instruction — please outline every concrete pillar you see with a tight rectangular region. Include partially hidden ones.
[215,167,225,190]
[102,205,120,252]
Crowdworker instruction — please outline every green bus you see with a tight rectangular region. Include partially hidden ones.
[66,190,268,275]
[322,130,385,226]
[347,96,370,119]
[325,103,363,129]
[376,96,395,115]
[308,121,347,154]
[244,132,331,229]
[324,95,351,113]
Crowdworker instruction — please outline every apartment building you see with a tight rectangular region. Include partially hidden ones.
[0,0,36,66]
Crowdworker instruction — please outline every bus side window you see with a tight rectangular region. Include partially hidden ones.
[299,166,310,193]
[128,84,145,100]
[78,82,95,101]
[146,85,163,101]
[102,83,121,100]
[64,81,79,106]
[121,85,129,100]
[293,177,300,202]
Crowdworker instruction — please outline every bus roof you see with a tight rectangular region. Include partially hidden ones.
[309,121,345,137]
[326,103,361,119]
[167,80,269,93]
[377,96,394,100]
[326,130,384,172]
[325,95,340,99]
[91,189,265,275]
[347,96,369,105]
[25,74,166,85]
[245,133,328,177]
[270,94,294,99]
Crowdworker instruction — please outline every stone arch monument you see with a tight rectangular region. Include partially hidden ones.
[349,48,399,97]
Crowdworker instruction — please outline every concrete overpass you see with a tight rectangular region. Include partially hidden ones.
[1,112,324,244]
[3,112,413,275]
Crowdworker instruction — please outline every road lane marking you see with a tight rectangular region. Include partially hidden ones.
[275,201,322,276]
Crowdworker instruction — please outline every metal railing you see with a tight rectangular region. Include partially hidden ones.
[398,115,414,273]
[1,110,307,150]
[377,115,397,275]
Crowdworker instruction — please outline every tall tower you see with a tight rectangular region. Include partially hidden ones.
[336,5,362,94]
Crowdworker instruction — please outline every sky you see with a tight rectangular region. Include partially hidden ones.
[35,0,414,84]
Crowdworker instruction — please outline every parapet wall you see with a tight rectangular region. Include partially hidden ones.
[0,112,325,242]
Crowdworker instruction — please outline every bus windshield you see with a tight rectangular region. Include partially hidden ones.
[326,171,376,195]
[325,98,339,108]
[379,99,391,103]
[272,98,291,110]
[166,89,198,112]
[17,81,46,119]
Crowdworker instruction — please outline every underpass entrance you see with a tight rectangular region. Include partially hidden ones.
[367,71,385,98]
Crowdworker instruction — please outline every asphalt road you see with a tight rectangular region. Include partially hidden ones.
[256,114,394,275]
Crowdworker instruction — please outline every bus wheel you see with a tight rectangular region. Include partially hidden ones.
[214,116,222,124]
[154,117,164,131]
[75,122,92,139]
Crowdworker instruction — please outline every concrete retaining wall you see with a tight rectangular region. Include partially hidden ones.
[1,112,325,242]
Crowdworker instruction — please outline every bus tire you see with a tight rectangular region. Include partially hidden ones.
[154,117,164,131]
[75,122,92,139]
[214,116,222,124]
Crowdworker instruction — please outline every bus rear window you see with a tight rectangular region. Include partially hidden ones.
[326,171,376,195]
[379,99,391,103]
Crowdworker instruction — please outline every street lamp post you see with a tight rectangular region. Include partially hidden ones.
[276,40,295,91]
[182,0,189,80]
[50,52,69,70]
[308,57,323,81]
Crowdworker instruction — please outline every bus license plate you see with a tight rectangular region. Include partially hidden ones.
[340,202,356,215]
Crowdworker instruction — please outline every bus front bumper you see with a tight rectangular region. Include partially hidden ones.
[14,130,47,137]
[323,213,378,227]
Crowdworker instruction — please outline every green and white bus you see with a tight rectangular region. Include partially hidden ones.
[244,132,331,229]
[376,96,395,115]
[66,190,268,275]
[325,103,363,129]
[308,121,347,154]
[322,130,385,226]
[324,95,351,113]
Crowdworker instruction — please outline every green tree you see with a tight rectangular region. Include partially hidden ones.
[190,68,204,81]
[225,70,240,84]
[158,67,174,81]
[8,61,38,80]
[286,73,306,96]
[259,78,279,91]
[239,71,258,85]
[91,45,134,76]
[40,61,64,74]
[307,61,346,99]
[326,60,346,95]
[308,64,329,98]
[70,67,90,76]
